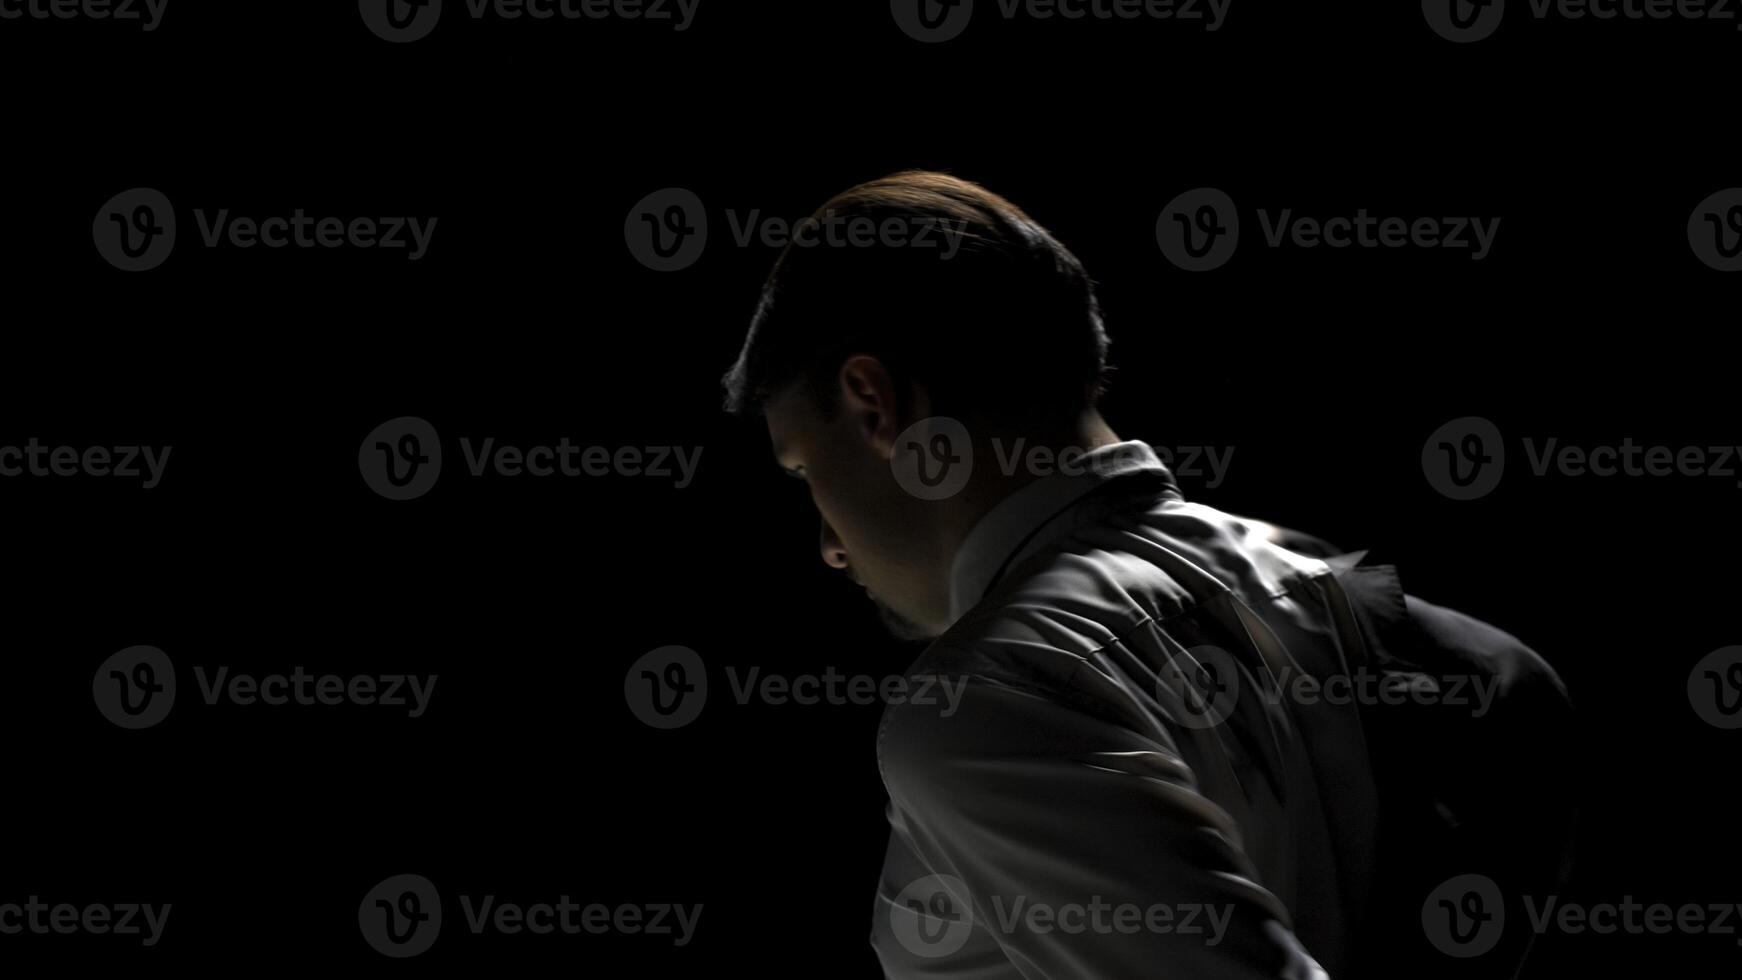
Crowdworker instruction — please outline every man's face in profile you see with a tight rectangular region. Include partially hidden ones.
[764,381,946,641]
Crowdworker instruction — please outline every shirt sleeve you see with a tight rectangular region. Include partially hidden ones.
[871,654,1330,980]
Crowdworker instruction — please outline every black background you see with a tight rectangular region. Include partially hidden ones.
[2,0,1738,973]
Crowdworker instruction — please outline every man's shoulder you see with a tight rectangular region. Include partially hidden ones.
[938,497,1345,663]
[873,624,1184,816]
[875,499,1363,798]
[895,549,1168,722]
[873,557,1182,802]
[877,501,1343,724]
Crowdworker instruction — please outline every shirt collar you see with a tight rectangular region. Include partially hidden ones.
[947,440,1178,622]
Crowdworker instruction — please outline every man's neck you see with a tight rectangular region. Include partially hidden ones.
[936,408,1123,579]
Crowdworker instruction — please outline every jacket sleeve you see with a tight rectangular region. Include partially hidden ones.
[872,651,1330,980]
[1332,559,1578,979]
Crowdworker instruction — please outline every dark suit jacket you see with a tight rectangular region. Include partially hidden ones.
[871,441,1574,979]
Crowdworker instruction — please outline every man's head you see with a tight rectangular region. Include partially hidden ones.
[724,171,1112,638]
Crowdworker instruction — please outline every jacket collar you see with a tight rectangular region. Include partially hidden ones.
[947,440,1179,622]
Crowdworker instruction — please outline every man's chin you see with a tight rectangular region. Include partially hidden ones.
[870,597,939,642]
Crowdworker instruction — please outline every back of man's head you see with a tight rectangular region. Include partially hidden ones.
[723,171,1112,428]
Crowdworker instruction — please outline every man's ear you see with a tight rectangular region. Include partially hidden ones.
[837,355,930,460]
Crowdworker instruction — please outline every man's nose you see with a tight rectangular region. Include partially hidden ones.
[819,515,850,571]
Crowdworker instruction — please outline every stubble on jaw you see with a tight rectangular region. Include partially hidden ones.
[872,596,937,642]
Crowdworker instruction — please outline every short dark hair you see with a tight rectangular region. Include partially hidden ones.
[722,171,1111,424]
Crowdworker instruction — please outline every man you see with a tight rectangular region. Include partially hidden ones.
[722,171,1574,978]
